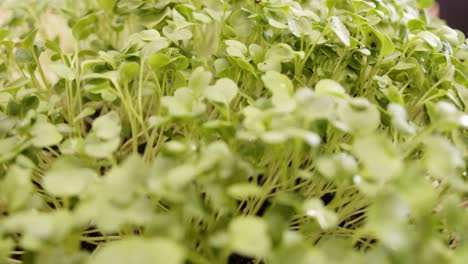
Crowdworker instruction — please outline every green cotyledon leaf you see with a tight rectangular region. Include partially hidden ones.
[189,67,212,95]
[149,53,171,69]
[387,103,416,135]
[88,238,186,264]
[225,39,248,59]
[31,121,63,147]
[329,16,350,47]
[362,25,395,57]
[42,157,98,196]
[91,111,121,140]
[203,78,238,105]
[161,87,206,117]
[229,216,271,258]
[261,71,296,112]
[97,0,116,10]
[315,79,347,97]
[49,63,76,81]
[72,14,97,40]
[352,134,402,182]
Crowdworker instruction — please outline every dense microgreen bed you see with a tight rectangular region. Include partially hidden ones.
[0,0,467,263]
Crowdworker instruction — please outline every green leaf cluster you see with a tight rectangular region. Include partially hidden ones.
[0,0,467,263]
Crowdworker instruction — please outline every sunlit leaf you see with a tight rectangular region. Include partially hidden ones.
[329,16,350,47]
[225,39,248,59]
[227,183,263,200]
[203,78,238,104]
[149,53,171,69]
[189,67,212,95]
[31,122,63,147]
[261,71,296,112]
[353,135,402,182]
[337,98,380,134]
[98,0,116,10]
[161,87,206,117]
[85,134,120,158]
[89,238,185,264]
[424,135,465,180]
[49,64,76,81]
[72,15,97,40]
[229,216,271,258]
[2,210,73,250]
[43,157,97,196]
[315,79,346,97]
[388,103,415,135]
[303,199,338,230]
[91,111,121,140]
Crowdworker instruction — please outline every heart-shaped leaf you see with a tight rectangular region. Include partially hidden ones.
[203,78,238,105]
